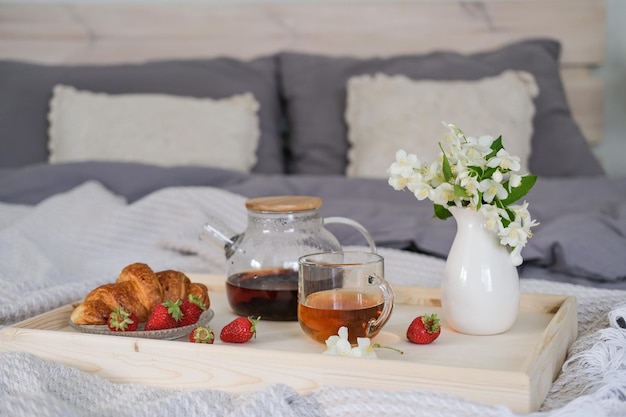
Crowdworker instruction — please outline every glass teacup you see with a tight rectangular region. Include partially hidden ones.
[297,251,394,344]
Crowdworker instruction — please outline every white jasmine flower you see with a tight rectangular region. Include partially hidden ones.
[480,205,504,233]
[405,171,423,191]
[388,176,408,191]
[510,201,539,231]
[508,173,522,189]
[459,174,479,194]
[349,338,378,359]
[388,149,419,178]
[423,161,445,187]
[467,135,496,151]
[409,181,431,201]
[464,135,494,163]
[478,178,508,203]
[388,150,422,190]
[524,218,539,237]
[499,221,528,248]
[431,182,455,206]
[323,327,378,359]
[445,122,465,139]
[324,335,340,352]
[323,327,352,356]
[406,172,430,200]
[458,174,480,206]
[334,339,352,356]
[487,149,521,172]
[510,202,531,224]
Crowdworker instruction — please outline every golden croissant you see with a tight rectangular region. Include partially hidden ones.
[70,262,210,325]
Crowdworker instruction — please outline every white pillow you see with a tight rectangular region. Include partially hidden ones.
[345,70,539,178]
[48,85,261,172]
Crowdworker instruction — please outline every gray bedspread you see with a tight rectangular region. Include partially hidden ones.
[1,164,626,417]
[1,162,625,288]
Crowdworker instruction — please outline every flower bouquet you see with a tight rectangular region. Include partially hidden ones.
[388,123,538,264]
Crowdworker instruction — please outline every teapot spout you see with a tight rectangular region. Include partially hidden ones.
[200,217,239,257]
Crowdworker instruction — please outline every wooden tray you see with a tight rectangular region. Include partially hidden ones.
[0,274,577,413]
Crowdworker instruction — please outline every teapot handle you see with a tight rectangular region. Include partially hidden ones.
[323,217,377,253]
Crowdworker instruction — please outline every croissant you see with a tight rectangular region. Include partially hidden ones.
[157,270,210,307]
[70,263,162,325]
[70,263,209,325]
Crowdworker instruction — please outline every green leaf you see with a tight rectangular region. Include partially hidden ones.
[492,197,505,210]
[433,204,452,220]
[491,136,504,152]
[454,184,467,198]
[499,207,515,228]
[485,136,503,160]
[439,143,453,181]
[482,166,498,181]
[476,195,482,210]
[501,175,537,205]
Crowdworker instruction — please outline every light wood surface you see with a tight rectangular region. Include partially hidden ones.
[0,273,578,413]
[0,0,606,145]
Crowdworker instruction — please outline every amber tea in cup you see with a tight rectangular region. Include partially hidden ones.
[298,251,394,344]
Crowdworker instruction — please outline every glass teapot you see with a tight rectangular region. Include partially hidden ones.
[200,195,376,321]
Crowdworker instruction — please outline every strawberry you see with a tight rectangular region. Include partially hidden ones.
[145,299,183,331]
[406,313,441,344]
[107,306,139,332]
[179,294,207,327]
[220,316,260,343]
[189,326,215,344]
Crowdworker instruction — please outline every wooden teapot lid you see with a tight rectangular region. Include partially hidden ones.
[245,196,323,212]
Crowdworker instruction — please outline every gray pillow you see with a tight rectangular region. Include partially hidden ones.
[279,39,604,177]
[0,57,285,173]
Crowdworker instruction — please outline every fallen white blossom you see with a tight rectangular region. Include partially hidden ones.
[323,327,377,359]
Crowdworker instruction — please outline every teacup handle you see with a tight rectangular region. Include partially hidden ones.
[365,273,394,337]
[323,217,377,253]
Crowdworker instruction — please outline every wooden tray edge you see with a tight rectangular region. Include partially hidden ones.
[0,276,578,414]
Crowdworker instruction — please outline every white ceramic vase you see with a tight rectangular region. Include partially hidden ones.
[442,206,520,335]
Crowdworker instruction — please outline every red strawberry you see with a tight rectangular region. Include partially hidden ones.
[107,306,139,332]
[407,313,441,344]
[189,326,215,344]
[220,316,260,343]
[179,294,207,327]
[145,299,183,331]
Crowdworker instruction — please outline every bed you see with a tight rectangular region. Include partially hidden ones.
[1,1,625,416]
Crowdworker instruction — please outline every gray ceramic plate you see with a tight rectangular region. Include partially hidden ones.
[69,309,214,340]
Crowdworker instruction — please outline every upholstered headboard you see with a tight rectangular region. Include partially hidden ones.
[0,0,606,146]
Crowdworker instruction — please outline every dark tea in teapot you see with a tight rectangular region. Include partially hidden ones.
[226,268,299,321]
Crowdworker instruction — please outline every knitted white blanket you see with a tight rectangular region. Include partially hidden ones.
[1,182,625,417]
